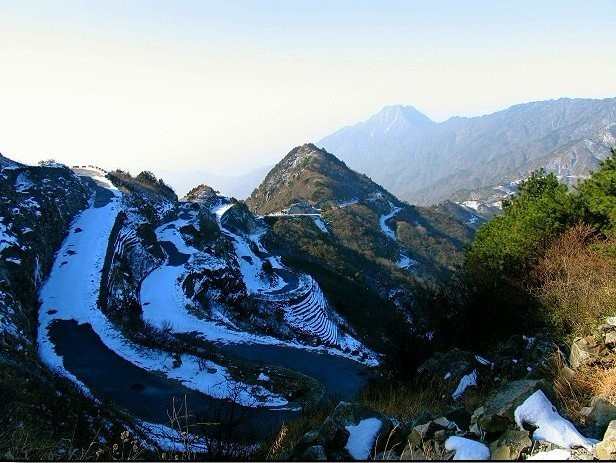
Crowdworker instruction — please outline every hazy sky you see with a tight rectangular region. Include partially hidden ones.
[2,1,616,194]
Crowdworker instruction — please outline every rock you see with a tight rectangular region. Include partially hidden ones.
[400,445,427,461]
[569,336,607,369]
[446,407,471,431]
[596,420,616,460]
[432,416,457,430]
[599,324,616,333]
[318,402,391,454]
[301,445,327,461]
[471,380,543,435]
[297,430,322,450]
[433,429,450,443]
[489,429,532,460]
[582,397,616,436]
[606,316,616,326]
[408,421,440,448]
[605,331,616,347]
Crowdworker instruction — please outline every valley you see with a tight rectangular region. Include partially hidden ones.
[1,140,615,460]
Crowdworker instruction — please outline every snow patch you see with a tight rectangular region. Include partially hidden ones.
[379,202,401,241]
[527,448,572,460]
[452,369,477,400]
[514,390,592,450]
[445,436,490,460]
[344,418,382,460]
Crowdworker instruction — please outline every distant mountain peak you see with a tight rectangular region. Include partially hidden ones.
[365,105,434,134]
[319,97,616,205]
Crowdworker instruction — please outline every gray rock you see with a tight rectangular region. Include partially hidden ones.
[582,396,616,436]
[489,429,532,460]
[301,445,327,461]
[408,421,441,447]
[606,316,616,327]
[605,331,616,347]
[596,420,616,460]
[570,336,607,369]
[471,380,543,435]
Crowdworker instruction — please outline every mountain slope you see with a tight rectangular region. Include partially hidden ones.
[319,98,616,205]
[247,144,476,303]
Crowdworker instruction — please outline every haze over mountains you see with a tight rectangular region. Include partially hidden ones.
[319,97,616,205]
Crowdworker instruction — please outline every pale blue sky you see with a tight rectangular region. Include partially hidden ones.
[1,1,616,193]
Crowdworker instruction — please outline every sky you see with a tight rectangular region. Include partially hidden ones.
[1,1,616,195]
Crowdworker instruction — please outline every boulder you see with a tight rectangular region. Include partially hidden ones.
[581,396,616,436]
[604,331,616,347]
[569,336,607,369]
[301,445,327,461]
[408,421,441,448]
[596,420,616,460]
[470,380,543,435]
[489,429,532,460]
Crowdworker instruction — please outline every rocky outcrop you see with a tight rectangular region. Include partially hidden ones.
[292,402,392,461]
[596,420,616,460]
[569,335,608,369]
[489,429,532,460]
[470,379,544,435]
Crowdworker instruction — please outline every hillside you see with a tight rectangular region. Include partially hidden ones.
[319,97,616,205]
[247,143,478,281]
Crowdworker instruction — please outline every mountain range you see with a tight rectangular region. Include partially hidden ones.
[319,97,616,205]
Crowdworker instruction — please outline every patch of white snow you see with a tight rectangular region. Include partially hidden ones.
[514,390,592,450]
[344,418,382,460]
[445,436,490,460]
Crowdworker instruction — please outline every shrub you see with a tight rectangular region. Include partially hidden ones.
[466,170,577,282]
[533,224,616,339]
[578,148,616,233]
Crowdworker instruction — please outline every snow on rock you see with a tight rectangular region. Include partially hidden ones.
[0,220,19,253]
[312,216,329,233]
[514,390,592,450]
[445,436,490,460]
[137,420,208,452]
[461,200,482,211]
[379,202,401,241]
[257,372,270,382]
[14,171,34,192]
[475,354,492,366]
[397,254,417,270]
[140,200,377,366]
[452,369,477,400]
[527,448,572,460]
[344,417,382,460]
[38,175,290,409]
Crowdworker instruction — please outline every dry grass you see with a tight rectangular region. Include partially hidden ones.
[550,349,616,424]
[260,403,333,461]
[534,224,616,339]
[359,380,448,423]
[550,349,591,423]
